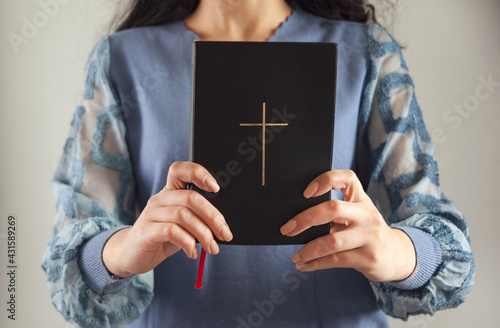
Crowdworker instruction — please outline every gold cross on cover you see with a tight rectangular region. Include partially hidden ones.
[239,102,288,186]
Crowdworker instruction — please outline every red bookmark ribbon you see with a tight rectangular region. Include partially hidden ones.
[195,248,207,289]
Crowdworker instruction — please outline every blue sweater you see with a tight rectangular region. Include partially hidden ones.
[42,5,474,328]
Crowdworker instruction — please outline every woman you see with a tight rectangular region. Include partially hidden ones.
[42,0,474,327]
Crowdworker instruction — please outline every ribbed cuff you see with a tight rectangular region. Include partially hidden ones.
[386,226,442,290]
[77,226,135,295]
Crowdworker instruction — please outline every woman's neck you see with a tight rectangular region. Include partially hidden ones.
[182,0,293,41]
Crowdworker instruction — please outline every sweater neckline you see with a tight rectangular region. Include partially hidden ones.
[177,5,299,42]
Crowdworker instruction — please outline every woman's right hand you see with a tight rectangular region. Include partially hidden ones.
[102,161,233,278]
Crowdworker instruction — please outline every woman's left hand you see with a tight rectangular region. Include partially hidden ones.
[280,170,416,282]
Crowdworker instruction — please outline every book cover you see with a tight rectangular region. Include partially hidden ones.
[190,41,337,245]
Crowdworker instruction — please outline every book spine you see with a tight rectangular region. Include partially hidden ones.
[189,40,197,164]
[330,43,338,204]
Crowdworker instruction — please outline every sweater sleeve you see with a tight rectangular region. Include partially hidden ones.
[357,24,475,319]
[41,36,154,328]
[77,226,135,295]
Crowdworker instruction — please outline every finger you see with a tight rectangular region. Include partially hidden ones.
[166,161,220,193]
[152,189,233,242]
[148,205,219,255]
[296,249,364,272]
[304,170,366,202]
[147,222,199,259]
[281,199,369,237]
[292,228,366,265]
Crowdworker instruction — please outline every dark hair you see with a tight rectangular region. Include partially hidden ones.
[113,0,376,32]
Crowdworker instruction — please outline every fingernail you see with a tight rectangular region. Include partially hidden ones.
[292,253,300,263]
[205,176,220,193]
[220,224,233,242]
[209,240,219,255]
[191,248,198,259]
[296,262,304,270]
[304,182,319,199]
[280,220,297,235]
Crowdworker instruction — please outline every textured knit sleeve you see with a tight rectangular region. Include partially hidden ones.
[41,36,154,328]
[356,24,475,319]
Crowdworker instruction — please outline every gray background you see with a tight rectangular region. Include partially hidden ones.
[0,0,498,327]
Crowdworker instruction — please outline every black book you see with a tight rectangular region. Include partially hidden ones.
[190,41,337,245]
